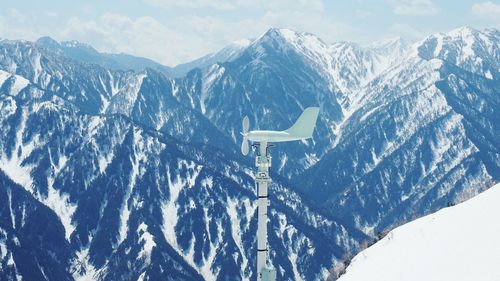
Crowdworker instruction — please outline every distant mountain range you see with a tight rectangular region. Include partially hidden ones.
[35,36,252,78]
[0,26,498,280]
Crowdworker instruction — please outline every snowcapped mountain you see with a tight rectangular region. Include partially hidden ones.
[0,25,498,280]
[0,36,363,280]
[337,182,500,281]
[366,37,410,58]
[176,28,417,179]
[170,39,252,77]
[35,36,173,76]
[35,36,255,78]
[417,27,499,79]
[299,26,499,236]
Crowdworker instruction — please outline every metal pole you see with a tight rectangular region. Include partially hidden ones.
[255,142,276,281]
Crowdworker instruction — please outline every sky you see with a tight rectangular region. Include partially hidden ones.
[0,0,499,66]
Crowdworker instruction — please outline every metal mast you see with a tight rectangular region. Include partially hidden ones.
[255,142,276,281]
[239,107,320,281]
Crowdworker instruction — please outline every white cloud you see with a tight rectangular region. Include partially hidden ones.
[387,0,439,16]
[0,9,46,40]
[143,0,324,11]
[59,13,217,66]
[0,2,354,67]
[260,10,356,43]
[0,9,209,66]
[143,0,243,10]
[264,0,324,12]
[388,22,427,40]
[472,1,500,22]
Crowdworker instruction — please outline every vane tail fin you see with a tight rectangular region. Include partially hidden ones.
[284,107,320,139]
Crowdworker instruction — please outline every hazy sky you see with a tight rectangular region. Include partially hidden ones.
[1,0,499,66]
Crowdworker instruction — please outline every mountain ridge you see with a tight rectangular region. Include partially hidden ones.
[0,25,498,280]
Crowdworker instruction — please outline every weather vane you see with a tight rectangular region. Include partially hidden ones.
[241,107,320,281]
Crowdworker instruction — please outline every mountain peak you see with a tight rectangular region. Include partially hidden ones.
[36,36,62,50]
[61,40,99,53]
[365,36,410,59]
[36,36,99,55]
[422,26,483,44]
[416,26,499,62]
[259,27,324,45]
[447,25,477,36]
[252,27,329,57]
[367,36,408,49]
[259,27,300,42]
[36,36,60,46]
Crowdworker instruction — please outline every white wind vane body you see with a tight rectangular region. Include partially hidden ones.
[240,107,320,281]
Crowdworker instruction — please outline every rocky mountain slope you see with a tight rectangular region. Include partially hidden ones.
[0,26,498,280]
[0,38,363,280]
[299,27,499,235]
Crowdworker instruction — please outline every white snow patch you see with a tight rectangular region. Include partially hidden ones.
[0,107,34,191]
[32,51,42,81]
[199,208,222,280]
[110,73,146,115]
[86,117,114,174]
[7,189,16,229]
[161,161,202,254]
[42,148,76,241]
[161,161,226,281]
[461,28,475,57]
[0,243,7,261]
[137,223,156,263]
[433,35,443,57]
[7,252,15,266]
[289,251,303,281]
[339,183,500,281]
[201,65,225,114]
[100,95,110,114]
[39,262,49,280]
[227,198,250,281]
[0,70,11,85]
[485,70,493,79]
[304,153,318,169]
[275,212,306,281]
[72,247,98,281]
[278,154,288,172]
[359,105,379,122]
[201,176,213,189]
[10,75,30,96]
[370,148,381,167]
[44,184,77,241]
[98,75,112,113]
[117,128,147,245]
[161,167,184,249]
[0,229,8,261]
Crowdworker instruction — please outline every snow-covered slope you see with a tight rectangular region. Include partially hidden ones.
[338,183,500,281]
[170,38,251,77]
[0,26,498,280]
[0,36,363,281]
[300,26,499,235]
[173,28,404,178]
[36,36,173,76]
